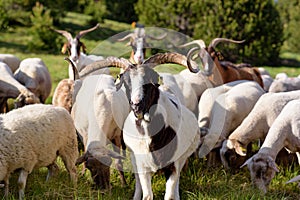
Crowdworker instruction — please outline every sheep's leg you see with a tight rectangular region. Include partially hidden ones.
[296,152,300,165]
[60,152,78,186]
[4,174,10,197]
[18,169,29,200]
[46,162,59,181]
[139,172,153,200]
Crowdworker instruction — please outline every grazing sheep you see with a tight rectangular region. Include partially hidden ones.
[53,24,109,79]
[269,76,300,93]
[241,99,300,193]
[14,58,52,103]
[198,81,265,166]
[0,62,40,111]
[0,104,78,199]
[220,90,300,169]
[0,53,21,73]
[183,38,264,88]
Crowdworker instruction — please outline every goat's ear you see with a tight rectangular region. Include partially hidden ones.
[240,157,252,168]
[76,153,88,165]
[267,156,279,172]
[61,43,68,54]
[233,140,247,156]
[81,42,87,54]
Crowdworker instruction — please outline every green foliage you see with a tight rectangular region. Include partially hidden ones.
[28,2,62,53]
[276,0,300,54]
[105,0,138,23]
[83,0,107,25]
[135,0,284,65]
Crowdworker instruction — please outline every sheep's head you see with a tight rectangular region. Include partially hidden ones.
[14,90,40,108]
[220,139,249,169]
[76,144,124,189]
[53,24,99,63]
[241,153,279,193]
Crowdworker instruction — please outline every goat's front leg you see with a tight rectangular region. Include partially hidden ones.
[164,170,180,200]
[138,172,153,200]
[133,173,142,200]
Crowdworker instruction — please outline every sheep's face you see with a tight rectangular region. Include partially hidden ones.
[244,153,278,193]
[121,65,160,120]
[14,91,40,108]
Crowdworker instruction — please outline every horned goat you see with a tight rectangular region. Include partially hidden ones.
[183,38,264,88]
[14,58,52,103]
[241,99,300,193]
[0,104,78,199]
[220,90,300,169]
[0,62,40,112]
[0,53,20,73]
[64,57,131,189]
[53,24,109,79]
[198,80,265,167]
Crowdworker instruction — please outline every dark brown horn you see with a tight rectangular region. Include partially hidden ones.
[64,57,80,80]
[79,57,132,78]
[209,38,245,49]
[53,29,73,41]
[76,23,100,39]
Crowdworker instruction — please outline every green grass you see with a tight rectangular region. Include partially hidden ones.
[1,12,300,199]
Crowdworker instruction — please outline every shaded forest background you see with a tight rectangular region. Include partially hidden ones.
[0,0,299,66]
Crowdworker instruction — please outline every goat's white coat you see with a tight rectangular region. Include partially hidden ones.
[123,88,200,200]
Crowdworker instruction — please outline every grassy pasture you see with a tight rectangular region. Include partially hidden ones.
[1,12,300,199]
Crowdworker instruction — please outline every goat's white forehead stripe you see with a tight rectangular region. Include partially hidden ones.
[130,74,145,104]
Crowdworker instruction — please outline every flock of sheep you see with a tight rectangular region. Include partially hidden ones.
[1,23,300,199]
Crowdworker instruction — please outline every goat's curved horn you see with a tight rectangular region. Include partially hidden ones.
[79,57,132,78]
[186,47,201,73]
[178,39,206,49]
[209,38,245,49]
[143,52,191,69]
[146,32,167,40]
[64,57,80,80]
[117,33,135,42]
[76,23,100,39]
[53,29,73,41]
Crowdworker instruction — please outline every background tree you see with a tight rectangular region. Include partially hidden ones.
[105,0,138,23]
[135,0,284,65]
[276,0,300,54]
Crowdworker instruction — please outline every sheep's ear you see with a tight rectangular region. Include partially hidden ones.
[286,175,300,184]
[240,157,252,168]
[233,140,247,156]
[107,149,125,159]
[267,156,279,172]
[61,43,68,54]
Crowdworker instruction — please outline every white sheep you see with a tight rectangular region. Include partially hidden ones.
[198,81,265,166]
[0,53,21,73]
[220,90,300,169]
[0,104,78,199]
[14,58,52,103]
[269,75,300,93]
[53,24,109,79]
[0,62,40,111]
[240,99,300,193]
